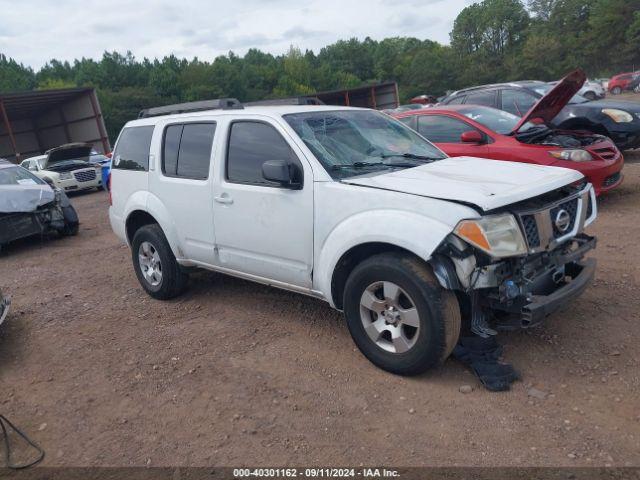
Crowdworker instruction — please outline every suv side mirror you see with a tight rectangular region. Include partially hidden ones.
[460,130,484,144]
[262,160,302,189]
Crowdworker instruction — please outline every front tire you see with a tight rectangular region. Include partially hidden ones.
[611,86,622,95]
[131,224,189,300]
[584,91,596,101]
[343,252,461,376]
[60,205,79,236]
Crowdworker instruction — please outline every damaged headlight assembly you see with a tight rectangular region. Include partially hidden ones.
[454,214,527,258]
[548,149,593,162]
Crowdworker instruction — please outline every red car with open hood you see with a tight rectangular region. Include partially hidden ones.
[394,70,623,195]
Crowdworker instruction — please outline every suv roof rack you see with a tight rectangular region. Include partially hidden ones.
[138,98,243,118]
[245,97,325,106]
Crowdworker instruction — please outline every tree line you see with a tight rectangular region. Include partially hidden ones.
[1,0,639,142]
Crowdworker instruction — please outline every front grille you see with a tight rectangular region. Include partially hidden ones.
[603,172,621,187]
[516,186,591,252]
[74,169,97,182]
[550,198,578,237]
[593,147,617,160]
[521,215,540,247]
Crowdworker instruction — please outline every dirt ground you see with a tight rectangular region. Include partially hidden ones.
[1,155,639,469]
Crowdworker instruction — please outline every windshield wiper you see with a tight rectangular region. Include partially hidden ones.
[379,153,441,162]
[330,161,385,170]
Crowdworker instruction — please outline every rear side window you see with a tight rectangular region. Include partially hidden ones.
[501,89,537,117]
[112,126,154,171]
[465,90,496,107]
[226,121,300,186]
[417,115,475,143]
[397,116,417,130]
[162,123,216,179]
[447,96,466,105]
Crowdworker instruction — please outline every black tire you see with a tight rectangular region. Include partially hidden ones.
[611,86,622,95]
[343,252,461,376]
[584,91,596,101]
[131,224,189,300]
[60,205,79,236]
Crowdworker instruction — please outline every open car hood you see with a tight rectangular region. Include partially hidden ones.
[45,143,93,166]
[341,157,583,211]
[511,69,586,134]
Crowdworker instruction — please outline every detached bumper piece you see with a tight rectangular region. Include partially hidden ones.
[453,336,520,392]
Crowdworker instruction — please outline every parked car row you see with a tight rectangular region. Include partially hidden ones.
[394,70,625,195]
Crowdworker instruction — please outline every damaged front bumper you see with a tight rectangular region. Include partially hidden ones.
[480,234,597,329]
[521,257,595,325]
[433,233,597,331]
[0,189,69,247]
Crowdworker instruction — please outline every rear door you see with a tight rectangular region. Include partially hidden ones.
[416,114,488,157]
[212,117,314,289]
[148,119,218,264]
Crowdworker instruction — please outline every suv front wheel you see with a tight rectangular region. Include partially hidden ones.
[343,252,461,375]
[131,224,189,300]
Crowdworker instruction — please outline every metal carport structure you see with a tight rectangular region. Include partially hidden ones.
[0,87,110,163]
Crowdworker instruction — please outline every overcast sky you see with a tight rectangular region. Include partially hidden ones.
[0,0,477,69]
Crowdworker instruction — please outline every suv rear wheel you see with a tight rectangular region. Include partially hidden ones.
[131,224,188,299]
[343,252,460,375]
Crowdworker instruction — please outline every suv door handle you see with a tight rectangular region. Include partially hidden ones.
[214,194,233,205]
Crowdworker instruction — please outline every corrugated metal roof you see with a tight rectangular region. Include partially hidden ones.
[0,87,94,120]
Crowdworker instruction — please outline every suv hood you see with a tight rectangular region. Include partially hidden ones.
[341,157,583,211]
[512,69,586,134]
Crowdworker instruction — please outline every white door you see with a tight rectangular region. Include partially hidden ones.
[212,118,314,289]
[148,121,218,264]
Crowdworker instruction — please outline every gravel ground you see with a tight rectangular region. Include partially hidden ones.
[0,152,639,468]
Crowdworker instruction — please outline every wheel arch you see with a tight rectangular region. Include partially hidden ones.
[316,210,455,309]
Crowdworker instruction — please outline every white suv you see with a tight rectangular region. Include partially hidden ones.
[109,99,597,375]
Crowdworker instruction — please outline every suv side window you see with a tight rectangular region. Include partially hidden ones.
[501,89,537,116]
[162,122,216,180]
[226,121,301,187]
[112,126,154,171]
[417,115,476,143]
[447,95,466,105]
[397,116,417,130]
[465,90,496,107]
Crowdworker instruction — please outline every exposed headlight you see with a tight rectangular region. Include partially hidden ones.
[59,172,72,180]
[549,149,593,162]
[602,108,633,123]
[454,214,528,258]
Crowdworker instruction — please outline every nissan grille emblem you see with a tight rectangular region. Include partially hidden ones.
[554,209,571,233]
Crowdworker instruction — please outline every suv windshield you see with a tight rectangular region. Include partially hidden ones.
[459,106,539,134]
[283,110,446,179]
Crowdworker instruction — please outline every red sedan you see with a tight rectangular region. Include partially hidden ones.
[393,105,623,195]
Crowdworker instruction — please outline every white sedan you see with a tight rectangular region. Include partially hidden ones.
[20,143,102,192]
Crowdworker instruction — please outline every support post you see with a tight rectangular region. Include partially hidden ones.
[0,99,19,163]
[370,87,377,109]
[88,90,110,153]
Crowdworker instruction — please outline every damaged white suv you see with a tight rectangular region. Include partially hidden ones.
[109,99,597,375]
